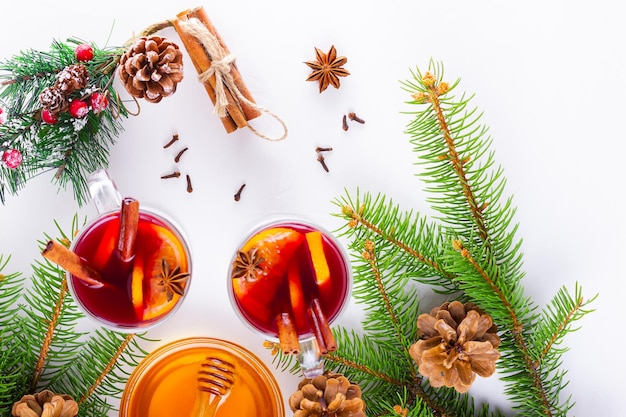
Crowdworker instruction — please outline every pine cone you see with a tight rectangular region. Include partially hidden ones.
[39,86,68,116]
[118,36,184,103]
[289,372,366,417]
[55,64,89,95]
[409,301,501,393]
[11,390,78,417]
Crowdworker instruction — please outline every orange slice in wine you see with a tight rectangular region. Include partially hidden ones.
[233,227,305,306]
[141,224,189,321]
[305,231,330,285]
[131,257,144,319]
[90,220,117,271]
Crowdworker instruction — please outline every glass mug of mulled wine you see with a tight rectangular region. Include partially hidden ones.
[64,169,192,332]
[227,217,352,378]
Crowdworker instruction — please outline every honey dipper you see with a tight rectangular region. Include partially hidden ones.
[190,357,236,417]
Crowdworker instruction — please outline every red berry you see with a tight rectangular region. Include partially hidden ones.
[41,109,58,124]
[2,149,22,169]
[0,106,5,125]
[75,44,94,62]
[69,100,89,118]
[89,92,109,114]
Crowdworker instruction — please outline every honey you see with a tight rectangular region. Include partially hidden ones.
[120,338,284,417]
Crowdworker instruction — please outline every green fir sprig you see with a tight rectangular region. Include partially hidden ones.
[0,37,128,206]
[274,61,595,417]
[0,215,150,417]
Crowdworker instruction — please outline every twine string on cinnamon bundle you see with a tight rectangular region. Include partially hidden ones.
[176,16,288,142]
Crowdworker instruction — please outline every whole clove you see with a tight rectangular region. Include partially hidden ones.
[174,147,189,163]
[342,114,349,131]
[161,171,181,179]
[348,112,365,124]
[234,183,246,201]
[315,146,333,153]
[163,134,179,148]
[317,153,329,172]
[186,174,193,193]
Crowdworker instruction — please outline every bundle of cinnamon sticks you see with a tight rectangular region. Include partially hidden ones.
[173,7,261,133]
[42,198,140,287]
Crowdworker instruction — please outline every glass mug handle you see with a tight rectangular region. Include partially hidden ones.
[87,169,122,215]
[298,337,325,378]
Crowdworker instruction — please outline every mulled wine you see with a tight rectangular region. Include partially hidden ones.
[70,210,191,330]
[229,221,350,345]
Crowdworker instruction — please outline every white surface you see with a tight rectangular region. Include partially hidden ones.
[1,1,624,416]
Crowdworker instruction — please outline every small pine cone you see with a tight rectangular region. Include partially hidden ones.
[409,301,501,393]
[11,390,78,417]
[289,372,366,417]
[55,64,89,95]
[118,35,184,103]
[39,86,68,116]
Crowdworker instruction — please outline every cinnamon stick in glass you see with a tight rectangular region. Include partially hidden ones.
[308,306,328,354]
[310,298,337,352]
[276,312,300,355]
[118,197,140,262]
[42,240,103,288]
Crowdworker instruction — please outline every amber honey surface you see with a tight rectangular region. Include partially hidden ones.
[120,338,284,417]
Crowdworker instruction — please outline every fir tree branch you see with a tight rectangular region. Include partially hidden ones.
[361,239,418,381]
[425,75,489,245]
[30,275,69,391]
[324,354,407,387]
[452,239,552,415]
[341,204,449,278]
[533,284,597,366]
[78,333,135,405]
[334,191,458,293]
[326,353,450,417]
[324,61,595,417]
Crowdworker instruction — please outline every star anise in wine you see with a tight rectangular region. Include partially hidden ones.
[157,258,190,301]
[231,247,264,282]
[304,45,350,93]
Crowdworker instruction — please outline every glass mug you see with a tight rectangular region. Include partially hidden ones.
[67,169,192,332]
[227,217,352,377]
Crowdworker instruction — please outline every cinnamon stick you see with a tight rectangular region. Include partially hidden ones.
[276,312,300,355]
[42,240,103,288]
[308,307,328,354]
[117,197,140,262]
[173,8,250,132]
[309,298,337,352]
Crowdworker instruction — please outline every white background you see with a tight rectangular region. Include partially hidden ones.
[1,1,624,416]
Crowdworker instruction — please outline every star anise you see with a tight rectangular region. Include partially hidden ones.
[157,258,190,301]
[304,45,350,93]
[231,247,264,282]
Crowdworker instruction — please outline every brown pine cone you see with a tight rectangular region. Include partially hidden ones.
[55,64,89,95]
[39,86,68,116]
[289,372,366,417]
[118,35,184,103]
[11,390,78,417]
[409,301,501,393]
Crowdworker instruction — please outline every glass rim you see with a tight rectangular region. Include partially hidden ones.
[67,205,193,333]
